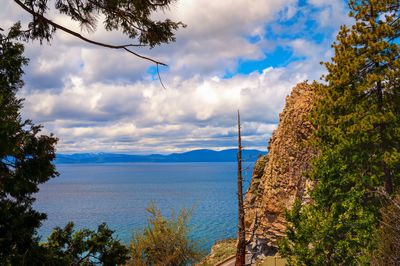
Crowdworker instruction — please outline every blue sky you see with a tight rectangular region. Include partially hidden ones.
[2,0,352,154]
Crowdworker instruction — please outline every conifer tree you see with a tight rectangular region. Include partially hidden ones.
[280,0,400,264]
[0,26,129,265]
[0,25,59,264]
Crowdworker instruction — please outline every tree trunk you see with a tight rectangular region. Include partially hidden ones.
[235,110,246,266]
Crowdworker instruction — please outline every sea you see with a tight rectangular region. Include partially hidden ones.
[34,162,253,251]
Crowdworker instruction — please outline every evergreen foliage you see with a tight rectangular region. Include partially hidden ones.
[42,222,129,265]
[0,27,129,265]
[0,25,58,264]
[12,0,185,65]
[16,0,184,47]
[280,0,400,264]
[128,202,205,266]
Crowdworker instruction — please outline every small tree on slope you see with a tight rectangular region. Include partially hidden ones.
[280,0,400,264]
[128,202,205,266]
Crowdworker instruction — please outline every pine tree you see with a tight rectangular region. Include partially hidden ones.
[280,0,400,264]
[0,25,59,264]
[41,222,129,265]
[0,26,130,265]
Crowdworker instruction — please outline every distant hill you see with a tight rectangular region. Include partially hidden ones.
[55,149,267,164]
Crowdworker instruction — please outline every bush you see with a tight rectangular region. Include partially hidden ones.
[127,202,205,266]
[41,222,129,265]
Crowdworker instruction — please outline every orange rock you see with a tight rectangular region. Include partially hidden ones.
[244,81,317,261]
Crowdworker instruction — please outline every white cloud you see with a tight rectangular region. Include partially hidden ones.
[3,0,351,154]
[21,60,313,153]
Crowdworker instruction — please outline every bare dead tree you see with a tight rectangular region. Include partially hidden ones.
[235,110,246,266]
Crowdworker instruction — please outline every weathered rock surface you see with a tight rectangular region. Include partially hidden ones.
[244,82,316,261]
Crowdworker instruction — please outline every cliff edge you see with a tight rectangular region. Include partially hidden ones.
[244,82,316,261]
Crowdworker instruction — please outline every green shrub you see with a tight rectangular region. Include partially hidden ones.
[127,202,205,266]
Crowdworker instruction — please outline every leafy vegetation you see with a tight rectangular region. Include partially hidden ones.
[42,222,129,265]
[0,26,130,265]
[128,202,205,266]
[280,0,400,264]
[0,25,58,264]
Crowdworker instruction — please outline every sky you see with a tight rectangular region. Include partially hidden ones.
[2,0,352,154]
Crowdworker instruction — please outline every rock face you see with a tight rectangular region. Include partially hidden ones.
[244,82,316,260]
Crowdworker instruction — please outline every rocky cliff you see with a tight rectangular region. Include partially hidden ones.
[244,82,316,260]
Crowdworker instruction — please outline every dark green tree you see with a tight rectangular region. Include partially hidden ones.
[0,27,129,265]
[42,222,129,265]
[12,0,185,66]
[0,24,58,264]
[280,0,400,264]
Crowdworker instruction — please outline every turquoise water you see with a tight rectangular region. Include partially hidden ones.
[34,162,252,251]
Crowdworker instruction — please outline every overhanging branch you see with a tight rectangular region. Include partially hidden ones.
[13,0,167,66]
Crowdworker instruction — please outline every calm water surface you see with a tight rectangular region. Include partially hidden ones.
[34,162,252,251]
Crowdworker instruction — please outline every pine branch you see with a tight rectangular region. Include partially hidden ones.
[13,0,167,66]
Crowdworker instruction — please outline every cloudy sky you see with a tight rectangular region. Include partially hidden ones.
[2,0,352,154]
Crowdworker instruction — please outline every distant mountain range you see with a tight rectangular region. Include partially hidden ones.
[55,149,267,164]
